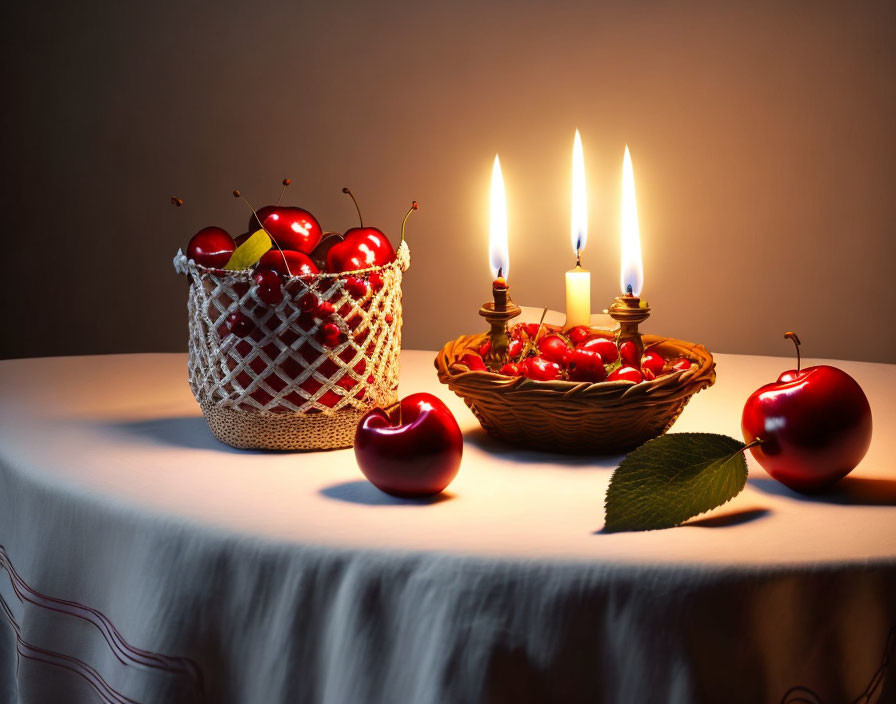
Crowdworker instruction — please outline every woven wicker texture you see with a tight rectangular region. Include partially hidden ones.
[174,241,409,450]
[436,329,716,454]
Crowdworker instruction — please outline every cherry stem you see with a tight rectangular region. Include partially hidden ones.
[276,178,291,206]
[400,201,418,243]
[785,331,802,373]
[521,307,549,358]
[342,187,363,227]
[233,189,292,276]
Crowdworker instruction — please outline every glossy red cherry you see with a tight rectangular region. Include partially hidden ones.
[316,301,335,319]
[252,269,283,305]
[566,326,593,346]
[670,358,693,373]
[538,334,570,365]
[226,311,254,338]
[384,313,394,324]
[522,356,561,381]
[568,349,607,382]
[577,337,617,363]
[251,205,322,253]
[619,341,640,367]
[499,362,521,376]
[641,351,665,375]
[355,393,463,498]
[368,273,385,292]
[233,231,252,247]
[187,226,235,268]
[459,353,487,372]
[326,228,396,272]
[258,250,319,278]
[524,323,540,338]
[298,293,319,314]
[318,322,342,347]
[741,333,872,493]
[344,275,369,298]
[479,340,491,357]
[608,366,643,383]
[507,338,523,358]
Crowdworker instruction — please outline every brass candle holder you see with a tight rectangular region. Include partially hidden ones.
[478,273,521,370]
[607,285,651,355]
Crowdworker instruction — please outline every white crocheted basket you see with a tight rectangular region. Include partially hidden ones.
[173,241,410,450]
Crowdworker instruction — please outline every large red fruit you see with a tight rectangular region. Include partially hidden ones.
[257,250,319,277]
[251,205,322,253]
[326,228,396,272]
[187,226,235,268]
[742,356,872,493]
[538,334,571,365]
[521,356,561,381]
[355,393,463,497]
[567,349,606,382]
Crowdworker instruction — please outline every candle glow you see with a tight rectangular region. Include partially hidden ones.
[571,129,588,257]
[620,145,644,296]
[489,155,509,281]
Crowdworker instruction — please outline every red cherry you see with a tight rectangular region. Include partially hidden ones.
[233,231,251,247]
[459,353,487,372]
[385,313,394,324]
[641,351,665,375]
[742,334,872,493]
[326,228,396,272]
[619,341,640,367]
[258,250,319,278]
[344,275,369,298]
[299,293,319,313]
[479,340,491,357]
[524,323,540,338]
[538,334,570,365]
[499,362,521,376]
[566,326,593,346]
[252,269,283,305]
[567,349,607,382]
[316,301,335,319]
[522,356,561,381]
[369,273,385,292]
[670,358,693,372]
[354,393,463,498]
[226,311,254,338]
[577,337,618,363]
[251,205,322,253]
[507,338,523,358]
[608,365,643,383]
[318,322,342,347]
[187,226,235,268]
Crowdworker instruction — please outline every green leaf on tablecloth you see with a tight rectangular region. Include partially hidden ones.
[603,433,748,533]
[224,229,271,270]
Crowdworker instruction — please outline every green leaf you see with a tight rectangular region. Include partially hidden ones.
[604,433,748,533]
[223,229,271,270]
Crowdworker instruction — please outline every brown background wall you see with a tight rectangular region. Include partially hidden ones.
[2,0,894,362]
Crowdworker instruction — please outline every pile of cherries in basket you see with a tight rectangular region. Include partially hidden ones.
[459,324,694,383]
[182,186,413,346]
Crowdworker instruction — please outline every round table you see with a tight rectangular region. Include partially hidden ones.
[1,352,894,703]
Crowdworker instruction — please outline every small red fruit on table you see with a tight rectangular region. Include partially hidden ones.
[355,393,463,497]
[187,226,236,268]
[742,332,872,492]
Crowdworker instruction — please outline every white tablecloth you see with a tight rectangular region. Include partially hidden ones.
[1,352,894,703]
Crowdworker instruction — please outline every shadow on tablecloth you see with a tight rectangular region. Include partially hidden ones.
[751,476,896,506]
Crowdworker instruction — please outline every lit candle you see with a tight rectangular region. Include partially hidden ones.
[620,144,643,298]
[489,154,509,310]
[565,129,591,328]
[607,145,650,353]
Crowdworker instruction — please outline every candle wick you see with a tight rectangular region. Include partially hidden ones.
[626,284,633,296]
[497,267,503,279]
[576,250,581,268]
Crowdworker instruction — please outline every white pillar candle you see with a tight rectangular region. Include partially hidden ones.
[565,264,591,328]
[565,130,591,328]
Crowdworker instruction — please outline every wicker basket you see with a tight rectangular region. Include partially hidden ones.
[174,241,410,450]
[435,329,715,454]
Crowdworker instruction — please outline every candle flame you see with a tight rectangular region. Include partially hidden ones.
[571,129,587,257]
[489,154,509,280]
[620,145,643,296]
